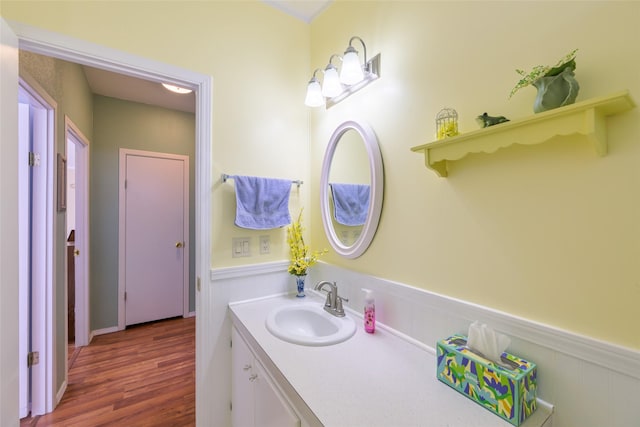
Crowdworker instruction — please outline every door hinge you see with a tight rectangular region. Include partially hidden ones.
[124,291,127,301]
[28,152,40,167]
[27,351,40,367]
[196,277,201,292]
[124,179,127,189]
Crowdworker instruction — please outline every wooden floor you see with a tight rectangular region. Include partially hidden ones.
[21,316,195,427]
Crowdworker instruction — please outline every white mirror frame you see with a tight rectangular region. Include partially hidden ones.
[320,120,384,259]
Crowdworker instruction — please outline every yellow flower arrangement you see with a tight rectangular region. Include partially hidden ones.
[286,209,327,276]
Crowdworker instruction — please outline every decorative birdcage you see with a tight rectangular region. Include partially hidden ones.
[435,108,459,140]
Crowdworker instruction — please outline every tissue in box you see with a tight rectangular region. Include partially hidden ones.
[436,334,537,426]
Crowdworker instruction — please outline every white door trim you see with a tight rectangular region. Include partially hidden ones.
[1,18,20,425]
[118,149,190,330]
[18,72,57,415]
[7,19,212,419]
[64,116,90,348]
[18,102,30,419]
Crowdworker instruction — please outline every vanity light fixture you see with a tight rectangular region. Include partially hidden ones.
[340,37,366,85]
[304,36,381,108]
[304,69,325,107]
[161,83,193,94]
[321,54,343,98]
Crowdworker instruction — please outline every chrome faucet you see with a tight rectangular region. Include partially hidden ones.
[314,281,348,317]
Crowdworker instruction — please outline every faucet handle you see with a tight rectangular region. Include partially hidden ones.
[335,295,348,315]
[323,293,332,307]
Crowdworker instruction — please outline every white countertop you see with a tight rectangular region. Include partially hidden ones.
[229,293,552,427]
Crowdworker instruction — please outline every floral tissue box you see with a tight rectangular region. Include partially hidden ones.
[436,334,537,426]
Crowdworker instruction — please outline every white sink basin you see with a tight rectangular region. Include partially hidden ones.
[265,302,356,346]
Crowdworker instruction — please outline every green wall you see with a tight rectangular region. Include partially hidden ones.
[18,51,196,391]
[18,51,94,395]
[91,95,196,329]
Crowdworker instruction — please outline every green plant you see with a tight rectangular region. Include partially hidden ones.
[509,49,578,99]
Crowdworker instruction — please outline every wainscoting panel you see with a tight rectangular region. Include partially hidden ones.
[201,261,639,427]
[313,262,640,427]
[202,261,292,427]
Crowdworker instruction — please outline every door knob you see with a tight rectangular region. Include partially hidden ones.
[175,242,184,248]
[74,249,80,256]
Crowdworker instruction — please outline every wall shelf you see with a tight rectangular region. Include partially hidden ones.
[411,90,636,177]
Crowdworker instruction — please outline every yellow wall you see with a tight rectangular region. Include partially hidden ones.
[2,0,311,268]
[309,1,640,349]
[4,1,639,351]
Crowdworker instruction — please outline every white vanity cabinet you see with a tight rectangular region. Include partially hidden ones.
[232,327,300,427]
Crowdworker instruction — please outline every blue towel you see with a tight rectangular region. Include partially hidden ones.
[330,183,370,226]
[233,175,292,229]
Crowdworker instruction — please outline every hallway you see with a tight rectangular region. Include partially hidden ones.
[21,317,195,426]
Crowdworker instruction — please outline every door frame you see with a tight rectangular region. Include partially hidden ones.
[118,149,190,329]
[1,18,21,425]
[18,102,30,419]
[18,73,57,416]
[64,116,90,348]
[7,19,212,416]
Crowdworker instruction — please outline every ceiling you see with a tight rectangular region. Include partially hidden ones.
[263,0,332,23]
[83,66,196,113]
[81,1,331,114]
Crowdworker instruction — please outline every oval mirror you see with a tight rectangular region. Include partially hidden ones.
[320,120,383,258]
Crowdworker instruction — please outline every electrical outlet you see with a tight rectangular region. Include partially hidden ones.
[232,237,251,258]
[259,236,270,254]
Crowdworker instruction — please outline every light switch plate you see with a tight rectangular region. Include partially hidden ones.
[232,237,251,258]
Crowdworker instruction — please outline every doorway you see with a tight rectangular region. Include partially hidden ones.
[65,117,90,352]
[119,149,189,327]
[5,20,212,423]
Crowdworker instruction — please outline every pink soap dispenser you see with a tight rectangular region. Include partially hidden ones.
[363,289,375,333]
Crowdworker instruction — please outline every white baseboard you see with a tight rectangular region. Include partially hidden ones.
[90,326,119,340]
[55,379,67,406]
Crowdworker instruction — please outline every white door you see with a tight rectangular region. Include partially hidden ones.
[120,149,189,326]
[18,102,31,419]
[65,119,90,347]
[17,76,57,418]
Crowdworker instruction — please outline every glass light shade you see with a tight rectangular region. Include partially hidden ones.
[304,79,324,107]
[161,83,192,94]
[322,66,342,98]
[340,50,364,85]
